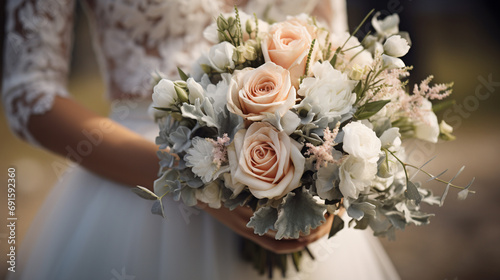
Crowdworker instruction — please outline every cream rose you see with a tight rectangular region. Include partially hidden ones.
[226,122,305,199]
[261,18,316,88]
[342,121,381,163]
[227,62,296,121]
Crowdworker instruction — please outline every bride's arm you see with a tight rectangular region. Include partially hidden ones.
[28,96,160,189]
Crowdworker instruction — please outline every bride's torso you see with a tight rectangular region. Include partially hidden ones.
[81,0,347,99]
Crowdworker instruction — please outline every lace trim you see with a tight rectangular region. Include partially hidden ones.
[2,0,75,143]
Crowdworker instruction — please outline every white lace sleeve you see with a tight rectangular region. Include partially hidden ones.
[2,0,75,144]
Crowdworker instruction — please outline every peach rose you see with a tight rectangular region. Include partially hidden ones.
[226,122,305,199]
[227,62,296,121]
[261,17,317,88]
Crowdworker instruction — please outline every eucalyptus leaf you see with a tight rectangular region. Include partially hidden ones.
[151,199,165,218]
[247,206,278,235]
[353,100,390,120]
[405,180,422,204]
[132,186,159,200]
[274,189,327,239]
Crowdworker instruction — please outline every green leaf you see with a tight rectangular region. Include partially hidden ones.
[274,188,327,239]
[329,47,341,68]
[353,99,390,120]
[151,199,165,218]
[247,206,278,235]
[328,215,345,238]
[353,80,363,101]
[132,186,158,200]
[405,180,422,204]
[177,67,189,81]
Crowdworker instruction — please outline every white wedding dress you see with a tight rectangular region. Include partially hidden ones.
[2,0,400,279]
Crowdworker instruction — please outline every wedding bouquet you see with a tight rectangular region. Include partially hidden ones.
[134,8,474,277]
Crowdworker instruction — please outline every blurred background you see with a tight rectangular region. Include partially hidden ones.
[1,0,499,279]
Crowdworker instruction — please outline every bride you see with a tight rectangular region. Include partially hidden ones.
[3,0,400,279]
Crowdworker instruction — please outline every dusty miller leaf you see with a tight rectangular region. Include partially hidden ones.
[247,206,278,236]
[347,201,376,220]
[274,189,327,239]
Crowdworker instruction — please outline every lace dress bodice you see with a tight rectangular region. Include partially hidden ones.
[2,0,347,143]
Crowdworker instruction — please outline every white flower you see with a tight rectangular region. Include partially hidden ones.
[187,78,204,104]
[339,156,377,199]
[382,54,405,69]
[207,41,235,72]
[152,78,177,108]
[296,61,357,117]
[203,73,231,112]
[384,35,410,57]
[414,99,440,143]
[342,121,381,162]
[196,181,222,209]
[379,127,401,149]
[330,32,374,69]
[371,12,400,38]
[185,137,229,183]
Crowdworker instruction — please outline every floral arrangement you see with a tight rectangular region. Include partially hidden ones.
[133,8,474,277]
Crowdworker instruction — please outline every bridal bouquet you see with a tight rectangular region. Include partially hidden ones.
[134,8,474,277]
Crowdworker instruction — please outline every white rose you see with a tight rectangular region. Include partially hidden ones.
[207,42,235,72]
[414,99,440,143]
[339,156,377,199]
[297,61,357,117]
[384,35,410,57]
[227,122,305,199]
[152,78,177,108]
[342,121,381,162]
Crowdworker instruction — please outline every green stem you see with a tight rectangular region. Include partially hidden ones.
[405,164,476,193]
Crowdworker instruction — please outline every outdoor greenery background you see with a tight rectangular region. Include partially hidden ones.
[1,0,499,279]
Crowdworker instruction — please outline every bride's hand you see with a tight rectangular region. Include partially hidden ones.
[200,203,341,254]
